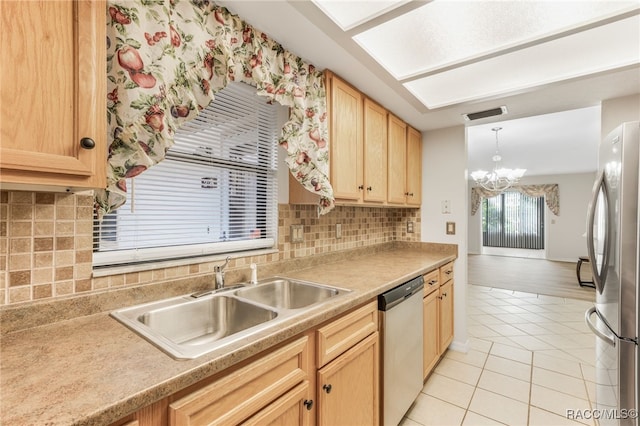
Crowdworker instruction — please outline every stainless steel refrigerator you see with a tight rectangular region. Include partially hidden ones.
[585,121,639,426]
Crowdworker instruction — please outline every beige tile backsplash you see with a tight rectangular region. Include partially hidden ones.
[0,191,420,306]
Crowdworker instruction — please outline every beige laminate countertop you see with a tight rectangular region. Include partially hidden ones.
[0,245,456,425]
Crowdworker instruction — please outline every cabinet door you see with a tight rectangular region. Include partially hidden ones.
[363,98,387,203]
[423,290,439,379]
[329,74,363,202]
[387,114,407,204]
[439,280,454,353]
[169,336,309,426]
[0,0,106,189]
[244,382,311,426]
[317,332,379,426]
[406,127,422,206]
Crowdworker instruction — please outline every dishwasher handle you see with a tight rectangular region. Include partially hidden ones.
[378,275,424,311]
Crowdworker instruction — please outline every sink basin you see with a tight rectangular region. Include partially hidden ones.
[139,296,277,346]
[111,291,279,359]
[111,277,350,359]
[234,278,343,309]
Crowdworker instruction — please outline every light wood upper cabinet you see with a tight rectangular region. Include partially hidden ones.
[363,98,387,203]
[406,126,423,206]
[0,0,106,190]
[289,70,421,208]
[328,72,363,202]
[387,114,407,204]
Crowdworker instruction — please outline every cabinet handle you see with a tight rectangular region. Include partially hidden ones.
[428,280,437,285]
[303,399,313,410]
[366,186,372,191]
[358,185,364,190]
[408,192,414,197]
[442,292,447,298]
[323,384,332,394]
[445,270,452,275]
[80,137,96,150]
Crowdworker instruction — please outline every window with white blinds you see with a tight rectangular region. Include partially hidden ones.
[93,82,281,267]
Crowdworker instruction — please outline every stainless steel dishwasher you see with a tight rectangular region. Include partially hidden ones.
[378,275,424,426]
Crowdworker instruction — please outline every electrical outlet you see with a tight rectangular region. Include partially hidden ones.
[336,223,342,239]
[290,224,304,243]
[407,221,414,233]
[446,221,456,235]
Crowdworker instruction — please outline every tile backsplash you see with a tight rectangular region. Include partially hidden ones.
[0,191,420,306]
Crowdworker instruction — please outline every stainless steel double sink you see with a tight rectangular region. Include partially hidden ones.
[111,277,350,360]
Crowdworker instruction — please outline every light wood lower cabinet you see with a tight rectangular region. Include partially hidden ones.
[423,262,455,380]
[316,301,379,426]
[422,288,439,380]
[244,381,311,426]
[438,279,454,351]
[113,301,379,426]
[317,332,379,426]
[169,336,311,426]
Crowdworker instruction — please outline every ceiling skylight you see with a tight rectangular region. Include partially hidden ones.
[353,1,639,81]
[311,0,409,31]
[403,15,640,109]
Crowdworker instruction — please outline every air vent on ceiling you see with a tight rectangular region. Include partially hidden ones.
[462,106,508,121]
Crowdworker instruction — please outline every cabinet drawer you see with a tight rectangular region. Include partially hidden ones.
[316,301,378,367]
[440,262,454,284]
[169,336,309,426]
[423,269,440,296]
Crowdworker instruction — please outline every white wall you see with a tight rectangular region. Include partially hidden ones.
[601,94,640,139]
[468,172,596,262]
[422,125,469,352]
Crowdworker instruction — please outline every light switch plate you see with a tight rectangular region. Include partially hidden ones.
[442,200,451,214]
[290,224,304,243]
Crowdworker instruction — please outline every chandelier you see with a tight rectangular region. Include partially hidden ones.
[470,127,526,192]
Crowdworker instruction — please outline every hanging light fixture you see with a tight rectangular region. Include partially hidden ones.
[470,127,526,192]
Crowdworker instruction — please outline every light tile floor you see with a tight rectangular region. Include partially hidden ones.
[402,285,596,426]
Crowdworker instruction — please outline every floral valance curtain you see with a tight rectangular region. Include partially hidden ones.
[470,184,560,216]
[95,0,334,218]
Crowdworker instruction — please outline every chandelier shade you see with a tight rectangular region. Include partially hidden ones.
[471,127,526,192]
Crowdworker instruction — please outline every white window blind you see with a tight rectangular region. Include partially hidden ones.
[93,82,281,267]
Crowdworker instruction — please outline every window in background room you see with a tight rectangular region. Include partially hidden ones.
[93,82,282,267]
[482,191,545,250]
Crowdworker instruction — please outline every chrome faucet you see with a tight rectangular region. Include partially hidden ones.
[214,256,231,289]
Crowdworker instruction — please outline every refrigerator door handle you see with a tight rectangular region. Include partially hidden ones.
[585,306,616,347]
[586,172,610,294]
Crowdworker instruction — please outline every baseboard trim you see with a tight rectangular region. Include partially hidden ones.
[448,338,470,353]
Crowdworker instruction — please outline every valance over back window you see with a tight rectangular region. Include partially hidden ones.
[470,184,560,216]
[96,0,334,218]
